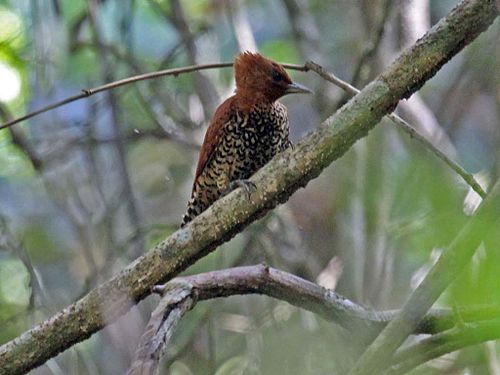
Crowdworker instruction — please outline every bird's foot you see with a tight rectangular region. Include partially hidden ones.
[224,179,257,200]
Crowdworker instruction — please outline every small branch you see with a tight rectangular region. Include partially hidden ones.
[128,265,500,374]
[388,319,500,375]
[0,63,306,131]
[304,60,487,199]
[0,92,89,131]
[155,266,500,335]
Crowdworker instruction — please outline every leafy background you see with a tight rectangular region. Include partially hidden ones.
[0,0,499,374]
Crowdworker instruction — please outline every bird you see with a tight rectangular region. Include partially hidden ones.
[181,51,311,227]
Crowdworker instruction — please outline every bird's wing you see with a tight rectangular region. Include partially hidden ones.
[194,96,236,186]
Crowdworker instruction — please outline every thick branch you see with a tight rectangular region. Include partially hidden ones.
[0,0,497,373]
[128,265,500,374]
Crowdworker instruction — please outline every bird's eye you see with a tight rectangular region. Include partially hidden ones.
[272,69,283,82]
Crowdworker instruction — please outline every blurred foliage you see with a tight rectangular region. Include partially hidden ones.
[0,258,29,307]
[0,132,35,179]
[0,0,499,374]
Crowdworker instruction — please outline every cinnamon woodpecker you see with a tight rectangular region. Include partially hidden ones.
[181,51,311,226]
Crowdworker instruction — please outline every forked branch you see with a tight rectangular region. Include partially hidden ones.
[128,265,500,375]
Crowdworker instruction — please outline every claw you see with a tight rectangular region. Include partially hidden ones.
[224,179,257,200]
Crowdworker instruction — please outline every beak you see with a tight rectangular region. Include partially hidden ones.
[285,82,313,94]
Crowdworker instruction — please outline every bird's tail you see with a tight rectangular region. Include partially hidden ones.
[180,190,206,227]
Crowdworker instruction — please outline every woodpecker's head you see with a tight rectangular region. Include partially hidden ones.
[234,51,311,104]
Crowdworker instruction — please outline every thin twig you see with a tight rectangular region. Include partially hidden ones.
[0,63,306,131]
[304,60,487,199]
